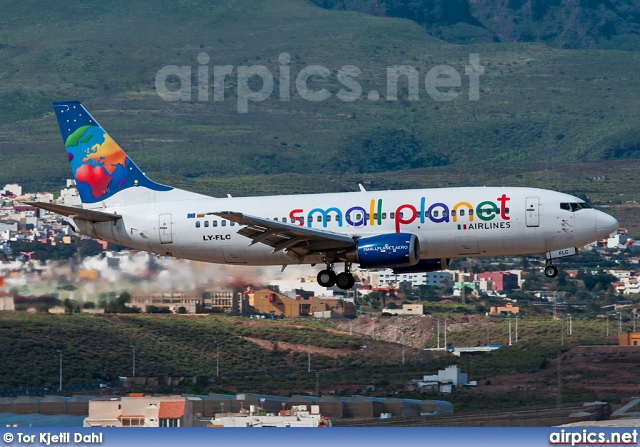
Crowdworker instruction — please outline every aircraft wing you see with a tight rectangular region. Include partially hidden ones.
[25,202,122,222]
[212,211,356,255]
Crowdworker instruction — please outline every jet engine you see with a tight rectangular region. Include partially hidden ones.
[346,233,420,268]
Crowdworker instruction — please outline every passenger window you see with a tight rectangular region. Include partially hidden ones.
[504,208,509,215]
[300,217,305,223]
[390,212,395,219]
[204,221,209,227]
[335,215,341,222]
[355,214,361,220]
[317,216,322,222]
[469,209,474,216]
[213,221,218,227]
[230,221,235,226]
[274,218,279,222]
[382,213,387,219]
[365,213,370,220]
[282,217,287,223]
[327,216,332,222]
[451,210,457,217]
[374,213,378,220]
[443,210,449,217]
[221,220,227,227]
[196,221,201,228]
[433,210,439,217]
[459,209,465,217]
[399,212,403,218]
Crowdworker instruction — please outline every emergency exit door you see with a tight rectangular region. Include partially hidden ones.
[159,213,173,244]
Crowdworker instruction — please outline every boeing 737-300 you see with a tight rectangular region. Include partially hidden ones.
[26,101,619,290]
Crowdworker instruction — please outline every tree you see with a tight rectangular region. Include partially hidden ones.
[329,128,448,174]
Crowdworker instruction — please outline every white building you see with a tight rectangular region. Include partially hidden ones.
[208,405,330,427]
[59,185,82,206]
[382,304,424,315]
[269,277,335,298]
[84,395,196,427]
[423,365,468,387]
[369,269,454,288]
[608,233,628,249]
[2,184,22,197]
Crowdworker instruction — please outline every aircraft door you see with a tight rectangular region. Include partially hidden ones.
[525,197,540,227]
[159,213,173,244]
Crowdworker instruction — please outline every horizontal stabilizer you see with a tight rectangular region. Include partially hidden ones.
[25,202,121,222]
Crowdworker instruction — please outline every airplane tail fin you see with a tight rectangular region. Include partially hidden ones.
[53,101,174,206]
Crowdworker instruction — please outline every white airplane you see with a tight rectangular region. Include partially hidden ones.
[28,101,619,290]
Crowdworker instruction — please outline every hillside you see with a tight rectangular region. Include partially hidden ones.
[311,0,640,49]
[1,311,635,411]
[1,0,640,211]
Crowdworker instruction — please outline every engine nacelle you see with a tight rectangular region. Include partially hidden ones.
[346,233,420,269]
[392,258,450,274]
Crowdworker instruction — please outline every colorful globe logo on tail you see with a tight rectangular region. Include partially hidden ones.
[54,101,172,204]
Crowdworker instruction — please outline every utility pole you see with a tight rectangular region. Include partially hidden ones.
[618,312,622,335]
[444,320,447,349]
[556,351,562,407]
[607,315,609,337]
[401,329,405,365]
[215,340,219,378]
[508,317,512,346]
[56,350,62,392]
[130,345,136,377]
[307,335,311,373]
[515,316,519,343]
[561,318,564,347]
[568,314,572,336]
[486,325,489,347]
[437,319,440,349]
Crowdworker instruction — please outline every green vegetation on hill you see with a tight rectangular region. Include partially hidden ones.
[0,311,624,408]
[0,313,363,388]
[311,0,640,49]
[1,0,640,199]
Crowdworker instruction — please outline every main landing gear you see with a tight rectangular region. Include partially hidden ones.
[317,262,355,290]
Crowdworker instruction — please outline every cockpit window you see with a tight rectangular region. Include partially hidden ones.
[560,202,591,212]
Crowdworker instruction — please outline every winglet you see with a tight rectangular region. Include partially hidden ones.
[358,183,367,192]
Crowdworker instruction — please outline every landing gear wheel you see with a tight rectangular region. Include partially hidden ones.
[317,269,337,287]
[544,265,559,278]
[336,272,355,290]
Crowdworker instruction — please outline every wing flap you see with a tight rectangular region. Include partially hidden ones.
[213,211,355,252]
[25,202,121,222]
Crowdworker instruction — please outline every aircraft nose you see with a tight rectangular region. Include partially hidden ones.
[595,211,619,236]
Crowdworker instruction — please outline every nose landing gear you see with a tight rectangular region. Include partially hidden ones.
[544,261,559,278]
